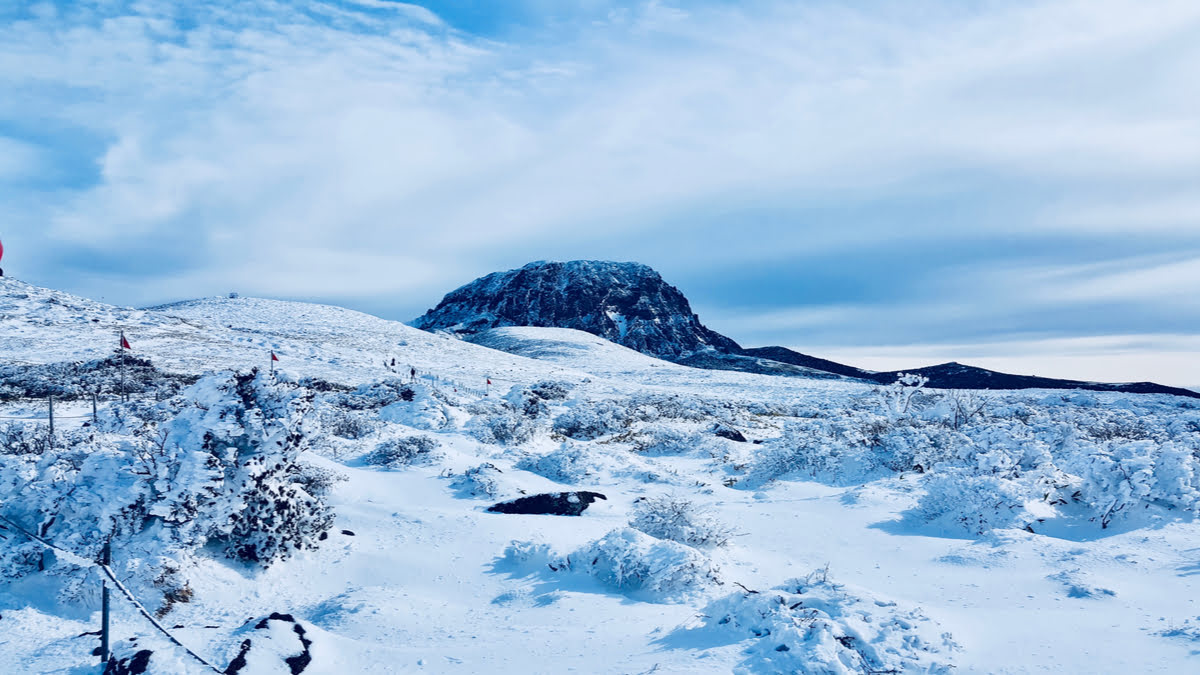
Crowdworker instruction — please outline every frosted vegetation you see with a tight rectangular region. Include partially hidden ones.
[1,281,1198,673]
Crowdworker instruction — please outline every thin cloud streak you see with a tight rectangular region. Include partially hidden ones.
[0,0,1197,385]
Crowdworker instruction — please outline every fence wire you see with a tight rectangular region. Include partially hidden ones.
[0,512,226,673]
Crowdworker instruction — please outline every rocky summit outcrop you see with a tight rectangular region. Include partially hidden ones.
[412,260,741,359]
[413,260,1199,400]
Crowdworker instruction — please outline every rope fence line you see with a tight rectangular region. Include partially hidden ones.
[0,415,94,420]
[0,512,225,674]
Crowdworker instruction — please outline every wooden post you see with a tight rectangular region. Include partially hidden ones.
[92,392,99,425]
[47,396,54,450]
[100,540,111,664]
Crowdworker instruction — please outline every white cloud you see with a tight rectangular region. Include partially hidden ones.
[1,0,1198,375]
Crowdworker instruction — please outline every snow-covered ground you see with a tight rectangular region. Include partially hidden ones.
[2,276,1199,674]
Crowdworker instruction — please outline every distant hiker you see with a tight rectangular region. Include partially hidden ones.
[391,358,396,368]
[410,366,416,381]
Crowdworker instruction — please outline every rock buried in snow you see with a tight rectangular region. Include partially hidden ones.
[225,612,314,675]
[486,491,607,516]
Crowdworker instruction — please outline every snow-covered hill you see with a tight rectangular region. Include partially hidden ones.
[2,277,1199,674]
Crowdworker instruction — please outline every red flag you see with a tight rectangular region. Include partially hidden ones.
[486,379,492,385]
[120,333,131,350]
[271,351,280,362]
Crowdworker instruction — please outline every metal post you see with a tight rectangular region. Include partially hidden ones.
[47,396,54,450]
[92,392,99,425]
[100,540,111,664]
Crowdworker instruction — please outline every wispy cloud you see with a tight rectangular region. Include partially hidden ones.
[1,0,1198,383]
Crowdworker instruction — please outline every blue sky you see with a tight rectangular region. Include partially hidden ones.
[2,0,1199,387]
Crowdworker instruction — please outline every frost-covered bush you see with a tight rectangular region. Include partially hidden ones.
[528,380,571,401]
[323,408,379,440]
[0,354,197,402]
[363,435,441,468]
[1066,440,1200,528]
[741,420,884,488]
[631,424,724,457]
[150,370,334,566]
[333,379,451,430]
[0,369,335,596]
[875,373,930,420]
[0,422,50,456]
[695,572,956,674]
[555,527,722,602]
[913,469,1056,535]
[339,379,418,409]
[290,461,348,497]
[504,381,572,419]
[466,399,538,446]
[450,462,505,499]
[629,495,735,548]
[552,399,633,440]
[516,442,607,484]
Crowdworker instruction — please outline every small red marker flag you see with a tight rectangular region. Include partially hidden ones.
[271,351,280,362]
[486,379,492,385]
[120,333,131,350]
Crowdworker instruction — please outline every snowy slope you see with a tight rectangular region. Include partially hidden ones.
[2,278,1199,675]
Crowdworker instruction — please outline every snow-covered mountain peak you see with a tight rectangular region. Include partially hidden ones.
[412,260,741,358]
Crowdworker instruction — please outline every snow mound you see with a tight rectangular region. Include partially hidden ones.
[690,573,957,674]
[502,527,723,603]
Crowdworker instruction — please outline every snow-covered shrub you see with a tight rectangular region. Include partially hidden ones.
[556,527,722,602]
[629,495,735,548]
[528,380,571,401]
[450,462,505,499]
[943,389,990,430]
[631,424,724,457]
[363,435,441,468]
[695,572,956,674]
[912,469,1051,535]
[552,399,633,440]
[875,373,930,420]
[516,442,606,483]
[341,379,418,409]
[1081,409,1160,442]
[1067,440,1200,528]
[740,420,884,487]
[0,422,50,456]
[0,354,197,402]
[505,381,572,419]
[154,370,334,565]
[323,408,378,440]
[0,369,333,589]
[466,399,538,446]
[290,461,348,497]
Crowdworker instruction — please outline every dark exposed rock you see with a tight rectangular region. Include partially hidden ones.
[103,648,153,675]
[413,260,740,359]
[225,612,313,675]
[487,491,607,516]
[712,425,748,443]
